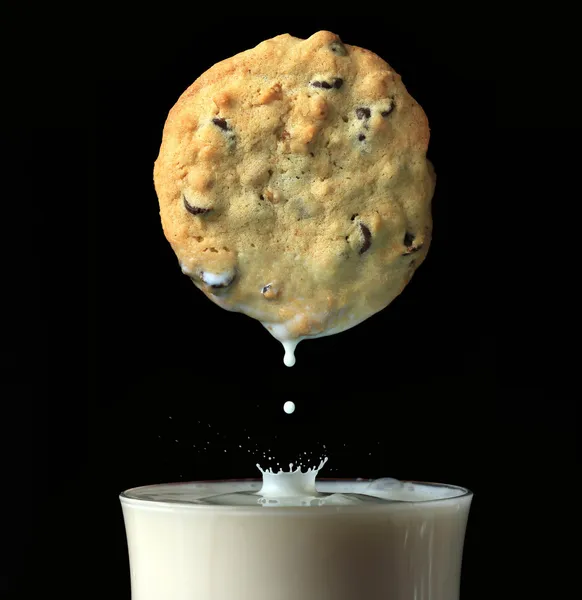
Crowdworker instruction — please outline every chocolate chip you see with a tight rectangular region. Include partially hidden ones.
[261,283,279,300]
[184,196,211,215]
[355,107,371,120]
[310,78,343,90]
[359,224,372,254]
[358,133,366,141]
[329,41,347,56]
[403,232,423,255]
[212,117,229,130]
[350,213,358,221]
[381,105,394,117]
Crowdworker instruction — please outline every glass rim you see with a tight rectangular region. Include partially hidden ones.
[120,479,473,512]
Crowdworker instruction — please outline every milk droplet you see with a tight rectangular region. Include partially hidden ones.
[200,270,233,287]
[283,401,295,414]
[282,340,298,367]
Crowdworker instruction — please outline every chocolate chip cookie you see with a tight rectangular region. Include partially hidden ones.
[154,31,435,366]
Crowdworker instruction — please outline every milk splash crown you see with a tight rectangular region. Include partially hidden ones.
[256,458,328,499]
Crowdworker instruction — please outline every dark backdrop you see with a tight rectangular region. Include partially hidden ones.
[3,9,577,600]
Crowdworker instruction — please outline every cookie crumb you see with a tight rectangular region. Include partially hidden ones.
[213,92,231,110]
[258,83,283,105]
[263,189,283,204]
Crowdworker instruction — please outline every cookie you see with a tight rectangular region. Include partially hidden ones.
[154,31,435,366]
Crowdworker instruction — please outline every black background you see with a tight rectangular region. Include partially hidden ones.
[2,8,577,600]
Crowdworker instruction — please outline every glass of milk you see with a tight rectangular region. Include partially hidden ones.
[120,471,472,600]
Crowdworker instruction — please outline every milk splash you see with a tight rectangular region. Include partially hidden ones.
[158,457,417,507]
[256,457,328,499]
[253,459,411,507]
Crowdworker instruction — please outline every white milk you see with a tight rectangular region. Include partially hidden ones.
[120,471,472,600]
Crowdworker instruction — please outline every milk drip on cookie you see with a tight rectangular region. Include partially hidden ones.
[154,31,435,366]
